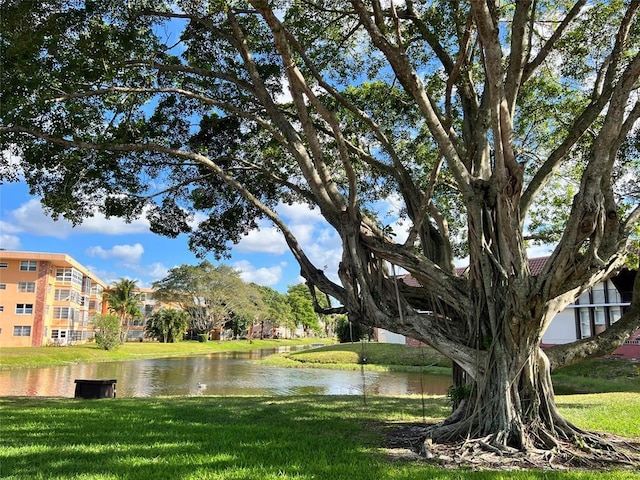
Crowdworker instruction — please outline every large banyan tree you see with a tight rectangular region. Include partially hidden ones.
[2,0,639,459]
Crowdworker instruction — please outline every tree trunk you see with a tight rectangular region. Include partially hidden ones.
[432,335,583,451]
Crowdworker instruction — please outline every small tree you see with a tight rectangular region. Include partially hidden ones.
[92,314,121,351]
[145,308,188,343]
[104,279,142,343]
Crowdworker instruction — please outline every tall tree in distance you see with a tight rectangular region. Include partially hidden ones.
[104,279,141,344]
[2,0,639,463]
[287,284,322,336]
[153,262,264,339]
[256,285,296,338]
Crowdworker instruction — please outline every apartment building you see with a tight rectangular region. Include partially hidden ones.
[0,250,107,347]
[124,287,165,341]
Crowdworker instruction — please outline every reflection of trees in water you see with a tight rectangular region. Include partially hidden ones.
[0,351,451,397]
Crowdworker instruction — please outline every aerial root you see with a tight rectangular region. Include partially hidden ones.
[398,423,640,471]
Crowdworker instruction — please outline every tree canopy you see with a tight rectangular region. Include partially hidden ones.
[2,0,639,460]
[152,261,264,336]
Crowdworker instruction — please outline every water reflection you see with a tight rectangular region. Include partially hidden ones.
[0,348,451,398]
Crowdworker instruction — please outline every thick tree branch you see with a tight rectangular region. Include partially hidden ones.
[505,0,532,115]
[521,1,587,83]
[226,9,343,220]
[351,0,474,201]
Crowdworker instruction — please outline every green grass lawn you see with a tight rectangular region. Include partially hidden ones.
[261,342,453,375]
[0,338,327,370]
[1,342,639,478]
[551,357,640,394]
[0,393,638,480]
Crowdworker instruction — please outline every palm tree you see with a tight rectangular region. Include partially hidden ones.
[104,278,141,343]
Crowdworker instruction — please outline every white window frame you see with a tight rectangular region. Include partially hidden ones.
[13,325,31,336]
[19,261,37,272]
[15,303,34,315]
[18,282,36,293]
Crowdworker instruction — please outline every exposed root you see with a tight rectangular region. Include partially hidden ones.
[382,422,640,471]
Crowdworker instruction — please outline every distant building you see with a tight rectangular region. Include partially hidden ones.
[0,250,106,347]
[119,287,170,341]
[375,257,639,359]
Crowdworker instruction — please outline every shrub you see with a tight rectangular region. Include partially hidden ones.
[197,333,208,343]
[92,314,121,350]
[145,308,189,343]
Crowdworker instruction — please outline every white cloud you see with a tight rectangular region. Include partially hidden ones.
[141,262,170,280]
[78,214,150,236]
[0,233,21,250]
[0,220,22,249]
[236,223,289,254]
[0,220,21,235]
[85,244,170,283]
[234,259,285,286]
[276,202,324,223]
[86,243,145,264]
[6,199,151,239]
[235,202,328,256]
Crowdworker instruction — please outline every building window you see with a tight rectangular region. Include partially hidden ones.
[13,326,31,336]
[0,262,8,268]
[16,304,34,315]
[53,306,77,320]
[591,284,606,304]
[55,268,83,286]
[20,261,37,272]
[18,282,36,293]
[0,284,6,290]
[610,307,622,324]
[70,330,83,341]
[55,289,71,301]
[51,329,67,339]
[577,290,590,304]
[594,307,606,334]
[579,309,591,338]
[54,289,83,304]
[0,306,4,312]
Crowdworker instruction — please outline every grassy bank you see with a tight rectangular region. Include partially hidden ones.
[0,338,327,370]
[262,343,640,394]
[261,342,452,374]
[552,357,640,394]
[0,393,638,480]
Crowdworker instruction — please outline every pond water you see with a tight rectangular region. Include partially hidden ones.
[0,348,452,398]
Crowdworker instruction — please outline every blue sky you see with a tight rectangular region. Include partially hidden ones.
[0,178,555,292]
[0,180,345,292]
